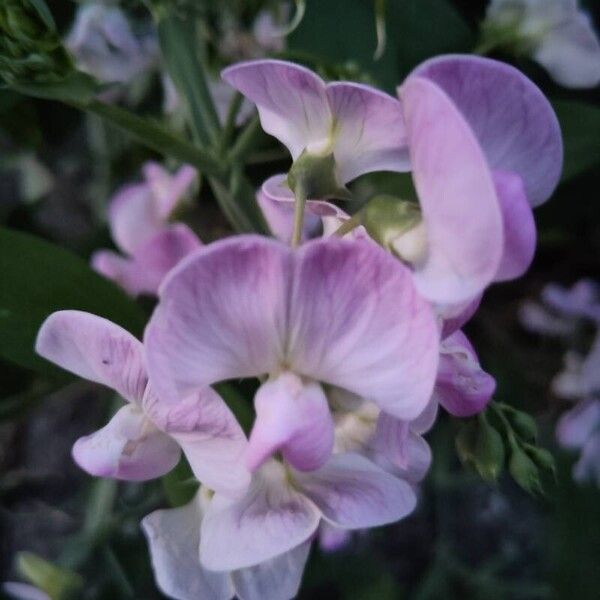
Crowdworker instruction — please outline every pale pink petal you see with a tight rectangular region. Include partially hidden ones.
[434,330,495,417]
[288,238,439,420]
[439,294,482,340]
[200,461,320,571]
[295,453,416,529]
[413,55,563,207]
[326,82,409,182]
[400,75,504,304]
[373,414,432,483]
[493,171,536,282]
[35,310,146,403]
[145,236,290,403]
[142,494,234,600]
[573,433,600,486]
[2,583,50,600]
[142,162,197,220]
[144,386,251,495]
[542,280,600,322]
[109,182,159,255]
[246,372,334,472]
[556,400,600,450]
[318,524,351,552]
[231,541,311,600]
[409,397,439,435]
[222,60,331,159]
[73,404,180,481]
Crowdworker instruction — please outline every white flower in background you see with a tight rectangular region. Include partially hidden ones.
[483,0,600,88]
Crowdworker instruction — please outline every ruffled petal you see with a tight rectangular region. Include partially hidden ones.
[439,294,482,340]
[142,494,234,600]
[288,229,439,421]
[400,75,504,304]
[73,404,180,481]
[36,310,147,403]
[145,236,290,403]
[326,82,409,182]
[434,330,495,417]
[493,171,536,282]
[142,162,197,221]
[200,461,320,571]
[295,453,416,529]
[246,372,334,472]
[412,55,563,207]
[222,60,331,159]
[231,541,311,600]
[144,386,251,495]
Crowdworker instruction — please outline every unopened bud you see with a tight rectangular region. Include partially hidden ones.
[504,407,538,442]
[524,444,556,478]
[508,443,542,495]
[473,419,505,481]
[287,150,350,200]
[17,552,83,600]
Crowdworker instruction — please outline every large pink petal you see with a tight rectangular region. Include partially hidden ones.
[145,236,290,403]
[144,386,251,495]
[73,404,180,481]
[288,238,439,420]
[142,162,197,220]
[295,453,416,529]
[413,55,563,207]
[326,82,409,182]
[200,461,320,571]
[434,330,495,417]
[493,171,536,282]
[222,60,331,159]
[142,494,234,600]
[36,310,146,403]
[439,294,482,340]
[400,75,504,305]
[246,372,334,472]
[231,540,311,600]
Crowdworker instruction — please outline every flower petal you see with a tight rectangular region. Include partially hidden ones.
[73,404,180,480]
[36,310,146,403]
[142,494,234,600]
[533,11,600,89]
[145,236,290,403]
[439,294,482,340]
[142,163,197,220]
[295,453,416,529]
[493,171,536,282]
[200,461,320,571]
[434,330,495,417]
[246,372,334,472]
[222,60,331,159]
[231,541,311,600]
[413,55,563,207]
[144,386,251,495]
[288,233,439,420]
[326,82,409,182]
[400,75,504,304]
[318,524,352,553]
[557,400,600,450]
[2,583,50,600]
[542,279,600,322]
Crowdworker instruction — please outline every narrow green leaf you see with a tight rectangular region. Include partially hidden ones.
[0,227,146,376]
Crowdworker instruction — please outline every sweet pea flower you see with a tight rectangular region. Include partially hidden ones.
[92,162,200,297]
[482,0,600,88]
[233,57,561,305]
[145,235,439,474]
[35,310,250,494]
[144,447,416,600]
[66,3,158,85]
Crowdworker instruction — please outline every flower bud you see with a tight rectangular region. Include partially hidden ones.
[508,443,542,495]
[17,552,83,600]
[456,418,505,482]
[524,444,556,478]
[505,407,538,442]
[287,150,351,201]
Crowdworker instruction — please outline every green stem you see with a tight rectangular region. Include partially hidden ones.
[219,91,243,154]
[78,100,225,177]
[291,182,307,248]
[227,116,263,164]
[333,212,362,237]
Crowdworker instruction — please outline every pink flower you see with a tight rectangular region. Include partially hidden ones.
[92,162,200,296]
[228,58,561,305]
[145,235,440,473]
[35,310,250,494]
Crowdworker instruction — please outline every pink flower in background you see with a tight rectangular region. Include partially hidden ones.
[35,311,250,494]
[92,162,200,297]
[145,235,439,474]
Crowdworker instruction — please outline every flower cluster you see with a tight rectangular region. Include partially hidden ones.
[34,54,562,599]
[521,279,600,486]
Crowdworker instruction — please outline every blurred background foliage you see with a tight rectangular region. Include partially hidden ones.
[1,0,599,599]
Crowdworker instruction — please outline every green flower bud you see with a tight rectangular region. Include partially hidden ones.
[524,444,557,478]
[17,552,83,600]
[503,405,538,442]
[456,417,505,482]
[508,443,542,495]
[287,150,351,201]
[455,420,478,467]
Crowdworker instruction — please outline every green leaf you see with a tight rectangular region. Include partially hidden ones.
[553,100,600,182]
[0,227,146,376]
